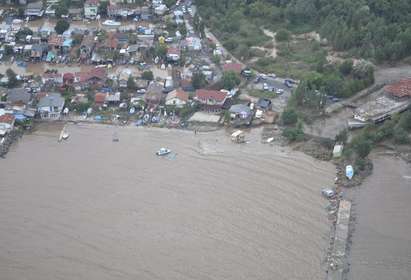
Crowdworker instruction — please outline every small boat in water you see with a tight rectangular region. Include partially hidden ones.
[102,20,121,27]
[156,147,171,156]
[112,132,119,142]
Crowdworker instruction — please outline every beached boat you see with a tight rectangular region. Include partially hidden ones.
[62,132,70,140]
[156,148,171,156]
[346,165,354,180]
[102,20,121,27]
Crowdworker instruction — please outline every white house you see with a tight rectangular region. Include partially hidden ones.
[37,93,65,119]
[84,0,99,19]
[165,89,189,108]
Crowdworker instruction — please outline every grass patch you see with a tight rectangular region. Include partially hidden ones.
[252,38,327,80]
[248,90,277,99]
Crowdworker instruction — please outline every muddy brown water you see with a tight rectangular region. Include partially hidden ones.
[0,124,335,280]
[347,156,411,280]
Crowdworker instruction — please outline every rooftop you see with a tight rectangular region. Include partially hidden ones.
[385,78,411,98]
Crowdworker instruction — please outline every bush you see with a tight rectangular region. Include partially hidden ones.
[354,138,372,158]
[393,127,410,144]
[275,29,291,42]
[55,19,70,35]
[282,124,304,142]
[335,129,348,143]
[222,71,240,90]
[141,71,154,81]
[281,108,298,125]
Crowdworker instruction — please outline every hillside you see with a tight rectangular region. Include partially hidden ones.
[196,0,411,63]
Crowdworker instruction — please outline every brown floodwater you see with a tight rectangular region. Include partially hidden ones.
[348,156,411,280]
[0,124,335,280]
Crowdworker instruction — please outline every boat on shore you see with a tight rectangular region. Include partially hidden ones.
[156,147,171,156]
[102,20,121,27]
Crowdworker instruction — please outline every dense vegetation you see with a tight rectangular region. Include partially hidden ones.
[196,0,411,63]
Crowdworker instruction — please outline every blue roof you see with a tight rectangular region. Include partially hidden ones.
[63,39,73,47]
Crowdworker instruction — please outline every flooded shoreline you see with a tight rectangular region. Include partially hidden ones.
[347,155,411,280]
[0,123,334,280]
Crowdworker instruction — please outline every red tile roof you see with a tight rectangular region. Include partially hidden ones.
[0,113,15,125]
[63,72,75,82]
[195,89,227,103]
[169,89,189,102]
[75,68,107,83]
[385,78,411,98]
[167,47,180,55]
[48,35,64,47]
[94,92,106,104]
[223,63,244,73]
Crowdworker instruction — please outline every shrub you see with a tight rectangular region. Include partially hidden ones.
[281,108,298,125]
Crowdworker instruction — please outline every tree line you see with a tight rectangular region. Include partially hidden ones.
[196,0,411,63]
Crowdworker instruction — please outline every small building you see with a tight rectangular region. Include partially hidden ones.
[166,47,180,62]
[0,113,15,136]
[94,92,107,106]
[37,93,65,119]
[84,0,99,19]
[105,92,121,104]
[333,144,344,158]
[256,98,272,111]
[31,43,48,60]
[7,88,32,106]
[119,70,131,88]
[195,89,228,112]
[165,89,189,108]
[385,78,411,101]
[25,2,44,17]
[42,72,63,85]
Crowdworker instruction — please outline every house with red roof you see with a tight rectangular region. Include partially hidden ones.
[167,47,180,62]
[385,78,411,101]
[94,92,107,106]
[74,68,107,89]
[166,89,189,108]
[195,89,228,111]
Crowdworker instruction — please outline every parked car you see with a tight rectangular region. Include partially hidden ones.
[276,88,284,94]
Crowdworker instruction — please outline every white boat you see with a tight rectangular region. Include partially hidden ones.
[102,20,121,27]
[266,137,274,143]
[156,147,171,156]
[62,132,70,140]
[346,165,354,180]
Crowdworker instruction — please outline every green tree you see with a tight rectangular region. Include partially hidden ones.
[275,29,291,42]
[393,127,410,144]
[155,44,167,59]
[6,69,18,88]
[15,28,33,42]
[222,71,240,90]
[339,60,353,76]
[127,77,136,90]
[141,71,154,81]
[55,5,69,18]
[55,19,70,35]
[192,72,207,89]
[4,45,13,56]
[281,108,298,125]
[354,138,372,159]
[98,1,108,16]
